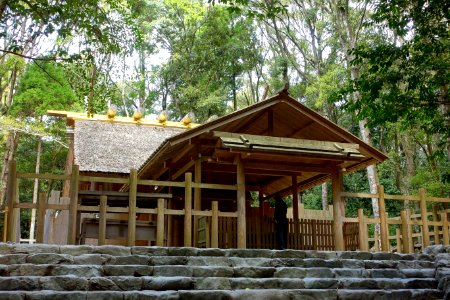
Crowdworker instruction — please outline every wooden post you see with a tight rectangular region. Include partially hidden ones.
[236,156,246,249]
[98,195,107,246]
[292,176,299,236]
[396,228,402,253]
[433,204,440,245]
[184,172,192,247]
[374,230,380,251]
[127,169,138,246]
[401,210,412,253]
[419,188,430,247]
[193,158,201,247]
[211,201,219,248]
[331,168,344,251]
[36,192,46,244]
[67,165,79,244]
[358,208,368,251]
[442,212,449,246]
[157,198,165,246]
[6,161,18,242]
[257,192,263,249]
[377,185,389,252]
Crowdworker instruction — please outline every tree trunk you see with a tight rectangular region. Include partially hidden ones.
[322,182,328,210]
[0,130,19,207]
[29,136,42,244]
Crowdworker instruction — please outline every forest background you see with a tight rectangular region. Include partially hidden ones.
[0,0,449,240]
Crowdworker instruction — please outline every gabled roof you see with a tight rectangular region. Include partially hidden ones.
[138,90,388,197]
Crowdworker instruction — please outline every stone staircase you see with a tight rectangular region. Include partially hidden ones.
[0,243,448,300]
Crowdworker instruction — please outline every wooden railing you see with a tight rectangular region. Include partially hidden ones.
[342,185,450,253]
[4,161,238,247]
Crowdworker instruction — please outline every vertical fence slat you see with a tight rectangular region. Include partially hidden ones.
[127,169,137,246]
[419,188,430,248]
[377,185,389,252]
[358,209,368,251]
[433,204,440,245]
[442,212,449,246]
[36,192,46,243]
[211,201,218,248]
[98,195,107,245]
[184,172,192,247]
[157,198,165,246]
[67,164,79,245]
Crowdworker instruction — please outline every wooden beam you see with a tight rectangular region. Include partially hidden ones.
[236,156,246,249]
[287,120,314,137]
[234,110,267,133]
[170,143,195,165]
[243,161,333,174]
[36,192,46,244]
[292,176,299,234]
[171,160,195,180]
[184,172,192,247]
[67,164,79,245]
[377,185,389,252]
[127,169,138,246]
[419,188,430,247]
[332,168,344,251]
[211,201,218,248]
[193,158,201,247]
[98,195,107,246]
[157,198,165,246]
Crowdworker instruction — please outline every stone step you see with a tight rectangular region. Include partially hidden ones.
[0,264,436,279]
[0,253,436,270]
[0,288,443,300]
[0,276,439,291]
[0,243,433,261]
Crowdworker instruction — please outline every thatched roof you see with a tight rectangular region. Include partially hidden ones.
[74,120,184,174]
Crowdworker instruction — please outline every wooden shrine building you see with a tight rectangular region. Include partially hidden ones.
[43,89,387,250]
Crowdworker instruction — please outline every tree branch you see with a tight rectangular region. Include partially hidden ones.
[0,49,75,61]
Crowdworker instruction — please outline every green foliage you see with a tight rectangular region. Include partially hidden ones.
[345,0,450,153]
[12,61,78,117]
[156,1,261,121]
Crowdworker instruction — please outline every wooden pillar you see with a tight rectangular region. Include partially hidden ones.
[292,176,299,232]
[193,158,201,247]
[211,201,219,248]
[331,168,344,251]
[442,212,449,246]
[127,169,137,246]
[433,204,440,245]
[377,185,389,252]
[236,156,246,249]
[419,188,430,247]
[184,172,192,247]
[257,192,263,249]
[396,228,402,253]
[36,192,46,244]
[67,164,79,244]
[6,161,18,242]
[358,208,368,251]
[157,198,165,246]
[401,209,412,253]
[98,195,107,246]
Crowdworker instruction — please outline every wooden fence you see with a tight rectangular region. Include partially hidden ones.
[4,161,238,247]
[342,185,450,253]
[4,158,450,253]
